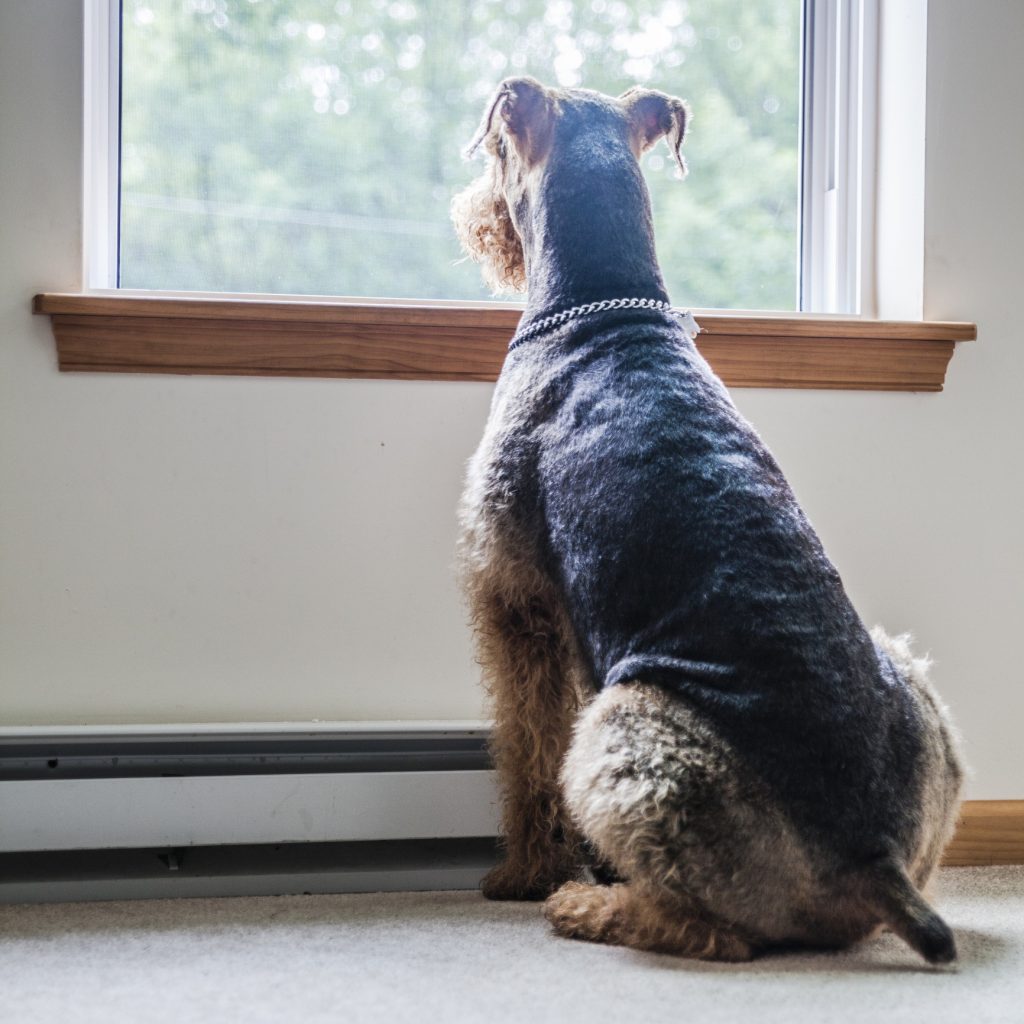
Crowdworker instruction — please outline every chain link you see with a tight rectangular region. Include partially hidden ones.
[508,297,698,351]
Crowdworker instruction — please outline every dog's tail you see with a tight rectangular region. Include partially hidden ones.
[860,857,957,965]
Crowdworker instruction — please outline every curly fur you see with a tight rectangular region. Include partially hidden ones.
[451,156,526,295]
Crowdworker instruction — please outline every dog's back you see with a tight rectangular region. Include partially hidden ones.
[505,308,932,862]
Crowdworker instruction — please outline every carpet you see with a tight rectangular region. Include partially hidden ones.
[1,866,1021,1023]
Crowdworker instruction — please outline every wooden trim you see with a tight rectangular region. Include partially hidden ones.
[944,800,1024,867]
[33,293,977,390]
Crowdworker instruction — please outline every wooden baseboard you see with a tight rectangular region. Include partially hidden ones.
[943,800,1024,866]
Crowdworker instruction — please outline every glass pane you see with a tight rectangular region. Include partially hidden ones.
[120,0,801,310]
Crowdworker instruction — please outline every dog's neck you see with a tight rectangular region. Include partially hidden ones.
[518,144,670,321]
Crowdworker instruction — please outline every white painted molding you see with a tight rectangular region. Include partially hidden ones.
[0,721,491,739]
[801,0,880,315]
[874,0,928,320]
[0,770,499,853]
[82,0,119,289]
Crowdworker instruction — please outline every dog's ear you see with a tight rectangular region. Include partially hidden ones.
[620,87,690,178]
[455,79,549,295]
[464,77,555,167]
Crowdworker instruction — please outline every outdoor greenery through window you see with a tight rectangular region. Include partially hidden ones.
[120,0,801,309]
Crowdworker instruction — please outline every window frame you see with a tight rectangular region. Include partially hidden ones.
[57,0,973,390]
[83,0,121,292]
[800,0,878,315]
[97,0,860,313]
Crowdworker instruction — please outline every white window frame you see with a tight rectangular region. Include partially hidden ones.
[85,0,880,316]
[83,0,121,291]
[800,0,879,316]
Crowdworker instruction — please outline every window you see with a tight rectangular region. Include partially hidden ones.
[88,0,868,313]
[54,0,971,391]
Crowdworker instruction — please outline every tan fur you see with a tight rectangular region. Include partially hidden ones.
[544,880,753,961]
[451,159,526,294]
[620,87,690,176]
[556,683,829,952]
[462,538,585,898]
[457,390,591,899]
[495,77,558,168]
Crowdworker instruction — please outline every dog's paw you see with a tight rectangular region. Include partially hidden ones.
[543,881,619,942]
[481,861,571,902]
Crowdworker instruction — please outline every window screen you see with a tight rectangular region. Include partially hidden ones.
[119,0,801,309]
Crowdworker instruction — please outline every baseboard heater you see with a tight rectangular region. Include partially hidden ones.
[0,726,500,902]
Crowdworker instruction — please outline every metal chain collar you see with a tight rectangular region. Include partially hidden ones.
[507,297,700,351]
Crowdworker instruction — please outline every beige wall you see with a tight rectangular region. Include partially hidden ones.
[2,1,1021,797]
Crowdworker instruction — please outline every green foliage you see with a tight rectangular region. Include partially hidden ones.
[121,0,800,309]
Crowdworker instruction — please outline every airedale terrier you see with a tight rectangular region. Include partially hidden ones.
[451,77,963,964]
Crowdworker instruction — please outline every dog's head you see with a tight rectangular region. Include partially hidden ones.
[451,78,689,294]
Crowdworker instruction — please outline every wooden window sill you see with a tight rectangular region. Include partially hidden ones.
[33,293,976,391]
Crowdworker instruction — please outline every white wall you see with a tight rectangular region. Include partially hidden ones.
[0,1,489,725]
[1,2,1021,797]
[734,0,1024,800]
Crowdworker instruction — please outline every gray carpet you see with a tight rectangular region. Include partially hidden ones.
[1,866,1021,1023]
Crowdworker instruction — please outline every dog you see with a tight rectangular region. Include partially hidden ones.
[451,77,963,964]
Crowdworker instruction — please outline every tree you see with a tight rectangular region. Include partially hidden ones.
[120,0,800,309]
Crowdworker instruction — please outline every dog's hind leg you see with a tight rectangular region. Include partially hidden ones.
[467,553,587,900]
[545,881,755,961]
[554,682,824,956]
